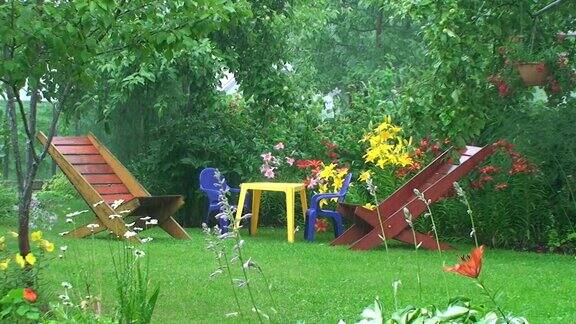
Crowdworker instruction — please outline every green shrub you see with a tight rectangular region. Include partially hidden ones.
[41,173,78,199]
[0,182,17,219]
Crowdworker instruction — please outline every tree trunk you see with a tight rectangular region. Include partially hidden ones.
[3,99,10,179]
[375,8,383,48]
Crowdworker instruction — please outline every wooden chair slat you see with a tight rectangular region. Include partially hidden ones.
[76,164,115,174]
[84,174,123,184]
[58,145,100,155]
[66,155,107,164]
[93,184,131,195]
[52,137,92,145]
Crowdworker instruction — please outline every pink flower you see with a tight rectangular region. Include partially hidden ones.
[261,152,273,163]
[260,164,275,179]
[285,157,295,166]
[274,142,285,150]
[306,177,319,189]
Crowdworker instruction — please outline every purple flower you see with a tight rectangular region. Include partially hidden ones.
[274,142,285,150]
[285,157,295,166]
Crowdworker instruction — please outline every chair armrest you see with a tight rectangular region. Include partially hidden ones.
[311,193,342,209]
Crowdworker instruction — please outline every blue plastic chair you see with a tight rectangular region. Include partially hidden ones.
[304,173,353,241]
[199,168,248,232]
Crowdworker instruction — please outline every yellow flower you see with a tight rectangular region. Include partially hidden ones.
[359,171,371,182]
[363,203,376,210]
[318,163,336,180]
[0,259,9,271]
[25,253,37,266]
[332,177,344,192]
[9,231,18,238]
[31,230,43,242]
[15,253,26,268]
[40,240,55,253]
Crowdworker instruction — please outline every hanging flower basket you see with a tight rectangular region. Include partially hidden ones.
[515,62,549,86]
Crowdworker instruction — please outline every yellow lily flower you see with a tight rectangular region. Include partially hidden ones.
[31,230,43,242]
[25,253,37,266]
[363,203,376,210]
[318,163,336,180]
[0,259,9,271]
[358,171,372,182]
[40,240,55,253]
[15,253,26,268]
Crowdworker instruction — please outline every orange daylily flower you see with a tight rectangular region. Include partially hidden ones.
[314,219,328,233]
[444,245,484,278]
[23,288,38,303]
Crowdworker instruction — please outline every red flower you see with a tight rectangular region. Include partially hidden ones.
[479,165,500,175]
[535,62,546,73]
[431,144,441,155]
[328,152,339,159]
[419,138,429,150]
[23,288,38,303]
[509,157,535,175]
[498,82,511,96]
[315,219,328,233]
[413,148,424,158]
[495,182,509,190]
[295,159,323,170]
[322,140,338,150]
[444,138,451,145]
[444,245,485,278]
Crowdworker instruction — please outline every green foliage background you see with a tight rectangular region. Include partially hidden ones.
[2,0,575,250]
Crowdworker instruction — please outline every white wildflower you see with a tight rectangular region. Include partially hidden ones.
[86,223,100,231]
[60,245,68,252]
[141,237,154,243]
[65,218,73,223]
[125,222,135,227]
[108,214,122,219]
[111,199,124,209]
[65,210,89,217]
[145,219,158,225]
[124,231,137,239]
[93,201,104,207]
[58,294,70,301]
[119,210,131,214]
[61,282,73,289]
[133,249,146,258]
[59,231,69,236]
[139,216,151,221]
[133,227,144,232]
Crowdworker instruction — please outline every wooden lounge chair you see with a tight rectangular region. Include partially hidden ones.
[38,132,191,242]
[332,145,495,251]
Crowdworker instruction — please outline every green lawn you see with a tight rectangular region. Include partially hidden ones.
[1,195,575,323]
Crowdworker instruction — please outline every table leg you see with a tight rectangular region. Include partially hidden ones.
[250,190,262,236]
[286,188,295,243]
[299,188,308,221]
[235,188,248,230]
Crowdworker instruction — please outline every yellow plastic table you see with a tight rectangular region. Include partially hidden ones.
[234,182,308,243]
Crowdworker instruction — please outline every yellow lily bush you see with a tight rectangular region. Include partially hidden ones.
[360,116,413,169]
[317,163,349,208]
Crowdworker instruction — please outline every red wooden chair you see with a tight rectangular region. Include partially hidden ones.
[332,145,495,251]
[38,132,191,242]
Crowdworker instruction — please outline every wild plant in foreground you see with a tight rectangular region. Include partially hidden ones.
[453,181,479,247]
[413,188,449,298]
[203,170,276,322]
[365,177,389,254]
[402,207,422,302]
[53,206,159,323]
